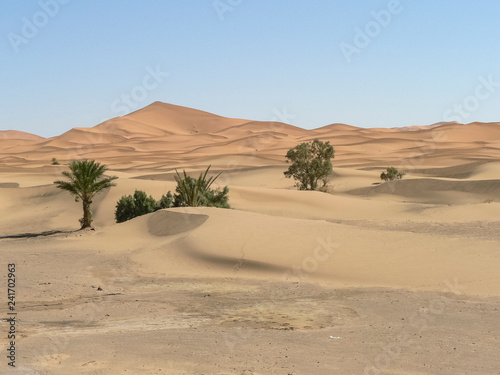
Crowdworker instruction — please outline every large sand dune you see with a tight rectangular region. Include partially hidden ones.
[1,102,499,374]
[2,102,500,169]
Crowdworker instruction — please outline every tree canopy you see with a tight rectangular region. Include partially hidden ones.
[54,160,118,229]
[284,139,335,190]
[380,167,405,181]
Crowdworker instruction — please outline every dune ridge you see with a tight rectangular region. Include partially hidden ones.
[0,129,44,140]
[1,102,499,170]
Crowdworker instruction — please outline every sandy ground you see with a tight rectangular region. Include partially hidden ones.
[1,102,500,374]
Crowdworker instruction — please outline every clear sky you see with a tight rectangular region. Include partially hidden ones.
[1,1,500,137]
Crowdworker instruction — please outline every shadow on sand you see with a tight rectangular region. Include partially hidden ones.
[0,230,80,239]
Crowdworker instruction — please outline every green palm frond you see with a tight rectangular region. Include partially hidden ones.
[54,159,118,228]
[174,165,222,207]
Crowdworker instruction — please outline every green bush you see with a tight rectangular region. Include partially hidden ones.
[115,190,171,223]
[51,158,60,165]
[115,195,136,223]
[173,166,230,208]
[157,192,174,209]
[380,167,405,181]
[200,186,230,208]
[115,166,230,223]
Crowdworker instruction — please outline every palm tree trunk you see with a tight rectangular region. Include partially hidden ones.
[81,200,92,229]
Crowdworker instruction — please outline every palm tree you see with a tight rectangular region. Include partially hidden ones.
[54,160,118,229]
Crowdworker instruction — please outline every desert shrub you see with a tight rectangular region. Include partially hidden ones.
[116,167,230,223]
[173,166,230,208]
[115,195,136,223]
[115,190,159,223]
[284,139,335,190]
[380,167,406,181]
[51,158,60,165]
[132,190,157,215]
[200,185,230,208]
[174,174,202,207]
[157,192,174,209]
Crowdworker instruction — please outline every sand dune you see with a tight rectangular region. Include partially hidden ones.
[0,130,43,140]
[1,102,499,169]
[123,101,249,134]
[349,178,500,204]
[314,123,361,132]
[1,102,500,374]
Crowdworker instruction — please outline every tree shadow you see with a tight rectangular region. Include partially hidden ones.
[0,230,79,240]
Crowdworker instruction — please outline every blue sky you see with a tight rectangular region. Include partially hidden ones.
[1,0,500,137]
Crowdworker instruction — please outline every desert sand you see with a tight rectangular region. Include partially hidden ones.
[1,102,499,374]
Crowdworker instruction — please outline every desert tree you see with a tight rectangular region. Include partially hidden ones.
[54,160,118,229]
[380,167,405,181]
[284,139,335,190]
